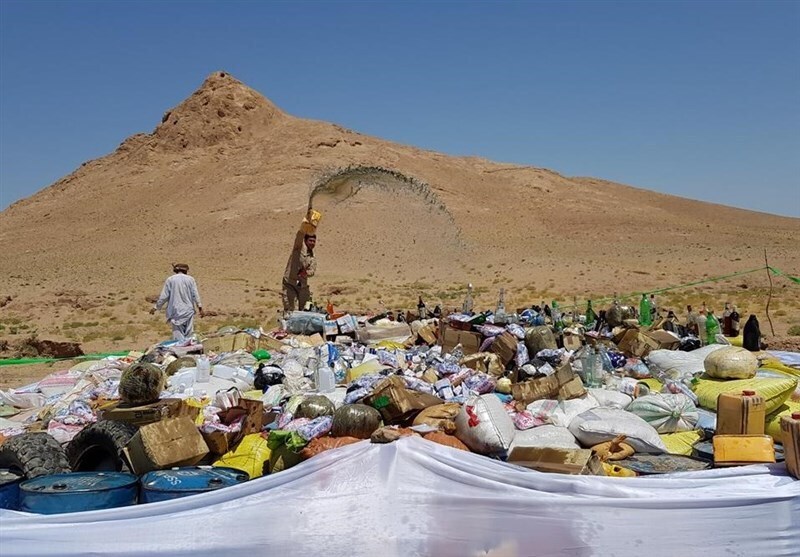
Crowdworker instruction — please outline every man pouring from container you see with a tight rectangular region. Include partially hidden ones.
[282,207,320,313]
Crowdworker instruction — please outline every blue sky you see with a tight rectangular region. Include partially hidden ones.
[1,1,798,216]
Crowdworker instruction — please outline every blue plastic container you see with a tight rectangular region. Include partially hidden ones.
[0,469,24,510]
[19,472,138,514]
[139,466,249,503]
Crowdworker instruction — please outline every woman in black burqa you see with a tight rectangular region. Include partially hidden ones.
[742,314,764,351]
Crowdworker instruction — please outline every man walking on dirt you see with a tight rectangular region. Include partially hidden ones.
[282,208,318,313]
[150,263,204,340]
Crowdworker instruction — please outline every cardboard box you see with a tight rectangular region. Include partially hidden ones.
[440,322,482,356]
[643,329,681,351]
[202,332,260,354]
[417,324,438,345]
[557,376,587,400]
[124,417,209,474]
[99,398,200,426]
[364,375,443,425]
[459,352,504,377]
[357,323,412,344]
[202,399,264,454]
[616,329,660,358]
[508,447,605,475]
[489,332,518,365]
[511,363,578,404]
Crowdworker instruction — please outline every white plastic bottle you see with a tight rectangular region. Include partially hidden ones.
[315,361,335,393]
[196,356,211,383]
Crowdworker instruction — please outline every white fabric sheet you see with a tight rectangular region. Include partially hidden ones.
[1,436,798,557]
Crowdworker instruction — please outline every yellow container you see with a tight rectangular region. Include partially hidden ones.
[716,390,766,435]
[780,412,800,479]
[712,435,775,467]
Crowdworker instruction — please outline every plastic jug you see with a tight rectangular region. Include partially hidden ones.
[196,357,211,383]
[314,348,335,393]
[780,412,800,479]
[716,390,766,435]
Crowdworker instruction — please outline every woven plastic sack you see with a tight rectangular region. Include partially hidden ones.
[455,394,516,456]
[765,400,800,444]
[509,425,580,451]
[587,388,633,409]
[704,347,759,380]
[646,346,726,379]
[692,376,797,414]
[423,431,470,451]
[626,394,699,433]
[659,430,704,456]
[569,408,667,453]
[299,436,361,460]
[213,433,271,478]
[526,395,598,428]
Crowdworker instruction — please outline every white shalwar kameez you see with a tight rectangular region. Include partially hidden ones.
[154,274,202,341]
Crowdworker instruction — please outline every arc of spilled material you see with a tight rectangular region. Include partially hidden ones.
[308,166,463,245]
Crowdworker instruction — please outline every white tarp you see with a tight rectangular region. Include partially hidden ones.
[1,436,798,557]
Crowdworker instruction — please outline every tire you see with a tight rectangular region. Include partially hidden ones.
[66,420,139,472]
[0,433,71,479]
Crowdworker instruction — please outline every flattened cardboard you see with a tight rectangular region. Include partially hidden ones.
[508,447,605,475]
[365,375,443,425]
[99,398,200,426]
[124,417,209,474]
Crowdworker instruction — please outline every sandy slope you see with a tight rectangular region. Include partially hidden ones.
[1,71,798,367]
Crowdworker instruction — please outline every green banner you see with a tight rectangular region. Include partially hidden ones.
[769,266,800,285]
[0,351,130,367]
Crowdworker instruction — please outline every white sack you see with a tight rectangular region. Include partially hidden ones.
[526,395,598,428]
[569,407,667,453]
[587,388,633,409]
[455,394,515,456]
[509,425,580,450]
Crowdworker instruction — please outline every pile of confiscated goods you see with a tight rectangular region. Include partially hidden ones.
[1,302,798,513]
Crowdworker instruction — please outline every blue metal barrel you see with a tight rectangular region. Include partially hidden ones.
[19,472,138,514]
[139,466,249,503]
[0,469,24,510]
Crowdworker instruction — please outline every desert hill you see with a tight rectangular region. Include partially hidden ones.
[1,71,798,355]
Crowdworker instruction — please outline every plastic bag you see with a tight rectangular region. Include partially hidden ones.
[704,347,759,379]
[214,433,271,478]
[295,395,336,419]
[331,404,383,438]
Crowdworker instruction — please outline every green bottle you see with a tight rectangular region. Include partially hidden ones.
[639,294,652,326]
[706,311,720,344]
[585,300,597,325]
